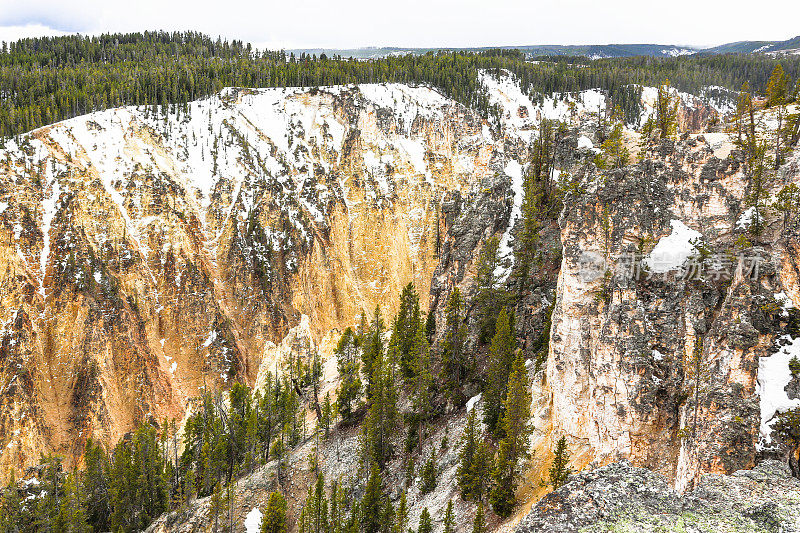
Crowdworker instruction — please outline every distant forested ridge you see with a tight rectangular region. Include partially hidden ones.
[1,30,800,138]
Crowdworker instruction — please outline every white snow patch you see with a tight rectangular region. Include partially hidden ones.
[577,135,597,151]
[244,507,263,533]
[644,220,703,274]
[774,292,796,318]
[737,207,757,230]
[494,159,524,282]
[757,335,800,446]
[202,331,217,348]
[466,393,482,412]
[39,179,61,296]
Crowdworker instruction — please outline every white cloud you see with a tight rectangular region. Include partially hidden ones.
[0,24,70,44]
[0,0,798,49]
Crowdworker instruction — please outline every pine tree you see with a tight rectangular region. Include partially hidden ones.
[766,64,789,108]
[411,321,434,423]
[530,118,557,203]
[766,64,790,168]
[457,409,491,502]
[489,444,516,517]
[82,439,110,532]
[440,288,469,407]
[417,508,432,533]
[321,393,334,438]
[396,283,422,378]
[335,327,362,422]
[420,447,438,494]
[472,503,486,533]
[473,235,505,343]
[547,436,573,490]
[490,354,533,516]
[0,471,28,532]
[594,109,629,170]
[299,473,328,533]
[775,183,800,230]
[35,455,64,532]
[424,310,436,341]
[642,79,678,141]
[330,480,347,533]
[513,165,543,293]
[261,491,288,533]
[362,307,385,400]
[498,354,533,469]
[361,463,386,533]
[443,500,455,533]
[655,79,679,139]
[393,491,408,533]
[483,307,517,436]
[363,333,400,467]
[55,472,90,533]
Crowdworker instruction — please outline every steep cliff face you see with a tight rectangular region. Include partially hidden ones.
[3,67,789,532]
[0,83,508,479]
[546,129,800,490]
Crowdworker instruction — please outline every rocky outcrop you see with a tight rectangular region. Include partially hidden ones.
[516,459,800,532]
[546,132,800,490]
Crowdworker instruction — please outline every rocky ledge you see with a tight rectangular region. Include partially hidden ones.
[516,460,800,532]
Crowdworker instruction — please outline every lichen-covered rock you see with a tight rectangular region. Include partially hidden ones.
[516,460,800,533]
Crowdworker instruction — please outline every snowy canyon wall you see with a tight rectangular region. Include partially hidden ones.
[0,83,518,478]
[0,67,792,500]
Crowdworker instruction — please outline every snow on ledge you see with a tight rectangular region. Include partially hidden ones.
[644,220,702,274]
[758,334,800,447]
[245,507,263,533]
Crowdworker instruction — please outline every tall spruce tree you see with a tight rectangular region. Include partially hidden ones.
[299,473,328,533]
[766,64,790,168]
[396,283,422,379]
[335,327,362,422]
[55,472,90,533]
[457,408,492,502]
[362,307,385,400]
[490,354,532,517]
[82,439,111,532]
[472,503,487,533]
[443,500,455,533]
[473,236,505,343]
[439,288,469,407]
[261,491,288,533]
[361,463,386,533]
[547,436,573,490]
[483,308,517,436]
[417,508,432,533]
[363,333,400,468]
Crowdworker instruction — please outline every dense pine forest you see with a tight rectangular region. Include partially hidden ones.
[0,276,553,532]
[2,30,800,138]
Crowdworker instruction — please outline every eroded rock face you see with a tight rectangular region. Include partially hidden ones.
[547,133,800,489]
[0,84,512,479]
[515,459,800,532]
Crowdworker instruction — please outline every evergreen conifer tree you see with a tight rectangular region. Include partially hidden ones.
[443,500,455,533]
[472,503,486,533]
[417,508,432,533]
[483,308,517,436]
[440,288,469,406]
[261,491,287,533]
[547,436,573,490]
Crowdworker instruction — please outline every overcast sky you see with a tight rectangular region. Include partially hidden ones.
[0,0,798,50]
